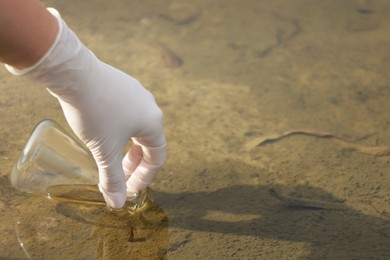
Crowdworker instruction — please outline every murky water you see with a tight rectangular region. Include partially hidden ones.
[1,0,390,259]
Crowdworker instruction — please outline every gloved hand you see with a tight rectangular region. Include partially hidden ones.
[5,8,166,209]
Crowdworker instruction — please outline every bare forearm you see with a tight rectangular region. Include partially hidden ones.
[0,0,58,68]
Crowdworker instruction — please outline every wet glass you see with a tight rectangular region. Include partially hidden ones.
[10,119,148,212]
[8,120,167,259]
[10,119,99,195]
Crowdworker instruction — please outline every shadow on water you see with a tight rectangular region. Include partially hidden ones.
[151,184,390,259]
[3,172,390,259]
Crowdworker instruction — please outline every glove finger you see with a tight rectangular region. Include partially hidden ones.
[88,140,128,209]
[122,143,143,181]
[126,142,166,193]
[98,181,127,209]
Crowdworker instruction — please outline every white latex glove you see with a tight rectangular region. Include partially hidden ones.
[5,8,166,209]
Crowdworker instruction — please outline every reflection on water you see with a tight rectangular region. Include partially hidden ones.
[15,193,168,259]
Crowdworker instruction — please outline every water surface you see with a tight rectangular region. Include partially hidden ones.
[1,0,389,259]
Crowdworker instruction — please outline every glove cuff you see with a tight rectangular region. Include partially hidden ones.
[5,8,98,102]
[4,8,63,76]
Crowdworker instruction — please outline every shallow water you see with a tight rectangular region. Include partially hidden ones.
[1,0,390,259]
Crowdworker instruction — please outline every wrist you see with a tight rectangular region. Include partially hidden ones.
[4,8,62,75]
[5,8,100,103]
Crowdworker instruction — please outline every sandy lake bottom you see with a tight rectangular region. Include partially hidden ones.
[0,0,389,259]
